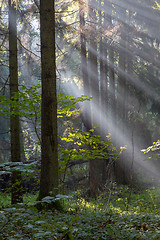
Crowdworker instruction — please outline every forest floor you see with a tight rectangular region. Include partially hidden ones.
[0,184,160,239]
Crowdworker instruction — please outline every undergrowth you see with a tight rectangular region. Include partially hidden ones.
[0,185,160,239]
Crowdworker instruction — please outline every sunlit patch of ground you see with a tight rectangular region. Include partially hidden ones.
[1,187,160,239]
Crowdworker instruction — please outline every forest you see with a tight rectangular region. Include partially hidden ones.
[0,0,160,239]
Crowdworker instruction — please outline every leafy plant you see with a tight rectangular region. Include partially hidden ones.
[1,187,160,239]
[0,84,118,194]
[141,140,160,165]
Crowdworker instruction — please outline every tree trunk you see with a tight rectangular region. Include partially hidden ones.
[88,1,99,129]
[116,8,127,184]
[88,0,101,197]
[9,0,23,204]
[39,0,59,199]
[108,44,115,135]
[98,0,108,186]
[101,43,108,138]
[79,0,91,131]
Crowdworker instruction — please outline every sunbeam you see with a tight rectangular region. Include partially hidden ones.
[0,0,160,200]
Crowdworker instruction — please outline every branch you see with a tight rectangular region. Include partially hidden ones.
[17,37,40,58]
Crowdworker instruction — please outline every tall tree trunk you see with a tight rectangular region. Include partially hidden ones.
[99,1,105,139]
[39,0,59,199]
[79,0,91,131]
[116,8,127,184]
[99,0,108,186]
[9,0,23,204]
[88,2,99,128]
[108,44,115,135]
[88,0,101,197]
[101,41,108,138]
[79,0,99,196]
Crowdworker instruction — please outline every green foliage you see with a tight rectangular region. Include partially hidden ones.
[95,183,160,215]
[142,140,160,160]
[34,194,71,211]
[57,93,91,118]
[0,161,36,175]
[0,84,91,149]
[59,127,118,190]
[153,1,160,10]
[0,161,40,194]
[0,187,160,239]
[60,127,116,162]
[0,84,118,192]
[0,84,91,120]
[0,84,41,119]
[142,140,160,154]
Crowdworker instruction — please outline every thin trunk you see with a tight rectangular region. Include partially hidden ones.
[9,0,23,204]
[99,3,105,138]
[20,124,26,162]
[79,0,91,131]
[99,0,108,185]
[88,4,99,128]
[116,8,127,184]
[39,0,59,199]
[108,44,115,134]
[100,40,108,140]
[79,0,100,196]
[88,0,101,197]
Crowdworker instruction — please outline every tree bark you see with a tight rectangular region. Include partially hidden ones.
[88,1,99,129]
[9,0,23,204]
[39,0,59,199]
[88,0,101,197]
[116,8,127,184]
[79,0,91,131]
[108,44,115,134]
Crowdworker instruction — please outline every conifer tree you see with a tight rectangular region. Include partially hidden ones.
[9,0,23,204]
[39,0,59,199]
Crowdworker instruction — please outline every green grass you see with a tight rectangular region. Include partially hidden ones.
[0,185,160,239]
